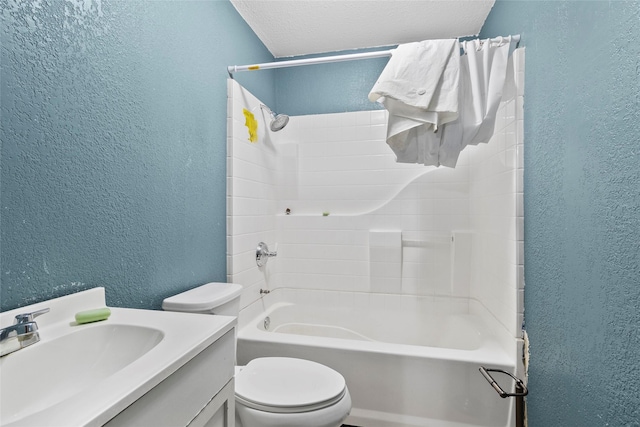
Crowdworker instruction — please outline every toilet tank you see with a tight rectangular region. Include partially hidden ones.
[162,282,243,317]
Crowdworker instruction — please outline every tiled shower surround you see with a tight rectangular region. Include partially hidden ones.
[228,49,525,339]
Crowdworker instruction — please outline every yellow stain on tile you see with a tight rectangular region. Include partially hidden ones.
[243,108,258,143]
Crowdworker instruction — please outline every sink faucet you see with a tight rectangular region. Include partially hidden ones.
[0,308,49,357]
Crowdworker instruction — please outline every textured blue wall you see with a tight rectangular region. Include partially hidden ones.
[274,48,389,115]
[0,0,275,310]
[480,1,640,425]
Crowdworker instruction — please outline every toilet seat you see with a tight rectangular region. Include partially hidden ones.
[235,357,347,414]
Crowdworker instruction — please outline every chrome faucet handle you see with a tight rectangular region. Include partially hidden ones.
[256,242,277,267]
[14,307,50,325]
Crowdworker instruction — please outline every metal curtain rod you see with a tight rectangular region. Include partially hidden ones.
[227,35,520,76]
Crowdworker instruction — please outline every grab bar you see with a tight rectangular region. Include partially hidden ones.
[479,367,528,427]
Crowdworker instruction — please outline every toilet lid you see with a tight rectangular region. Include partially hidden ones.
[235,357,346,413]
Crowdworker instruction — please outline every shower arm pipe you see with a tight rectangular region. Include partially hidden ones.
[227,35,520,76]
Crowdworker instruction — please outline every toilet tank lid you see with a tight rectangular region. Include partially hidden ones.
[162,282,243,312]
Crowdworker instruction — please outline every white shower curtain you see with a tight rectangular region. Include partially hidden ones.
[371,37,514,168]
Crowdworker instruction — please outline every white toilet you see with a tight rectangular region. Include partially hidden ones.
[162,282,352,427]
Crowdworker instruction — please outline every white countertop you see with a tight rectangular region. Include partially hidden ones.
[0,288,236,427]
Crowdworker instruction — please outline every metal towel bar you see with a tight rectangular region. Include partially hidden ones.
[479,366,528,397]
[479,366,528,427]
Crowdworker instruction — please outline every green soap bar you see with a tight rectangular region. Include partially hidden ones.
[75,307,111,324]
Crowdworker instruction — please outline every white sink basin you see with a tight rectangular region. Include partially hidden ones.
[1,324,163,424]
[0,288,236,427]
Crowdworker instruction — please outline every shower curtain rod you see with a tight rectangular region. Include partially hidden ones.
[227,34,520,76]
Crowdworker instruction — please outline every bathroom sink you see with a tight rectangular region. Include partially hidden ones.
[0,288,236,427]
[0,324,163,424]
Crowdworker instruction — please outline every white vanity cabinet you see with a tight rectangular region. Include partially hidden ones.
[105,328,236,427]
[188,378,235,427]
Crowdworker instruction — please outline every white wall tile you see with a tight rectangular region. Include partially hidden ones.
[466,48,525,337]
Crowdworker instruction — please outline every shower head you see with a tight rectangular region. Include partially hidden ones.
[260,104,289,132]
[270,113,290,132]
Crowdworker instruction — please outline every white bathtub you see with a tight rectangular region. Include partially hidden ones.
[237,289,518,427]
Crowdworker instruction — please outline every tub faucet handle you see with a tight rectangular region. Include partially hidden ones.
[256,242,277,267]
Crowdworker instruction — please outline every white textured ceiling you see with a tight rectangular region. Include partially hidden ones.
[230,0,495,58]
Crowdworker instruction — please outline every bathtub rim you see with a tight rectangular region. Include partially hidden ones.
[238,289,517,368]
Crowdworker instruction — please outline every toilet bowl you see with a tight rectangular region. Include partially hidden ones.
[162,282,351,427]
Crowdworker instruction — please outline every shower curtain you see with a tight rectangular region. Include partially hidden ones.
[370,37,513,168]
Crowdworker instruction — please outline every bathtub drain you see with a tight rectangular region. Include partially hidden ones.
[264,316,271,331]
